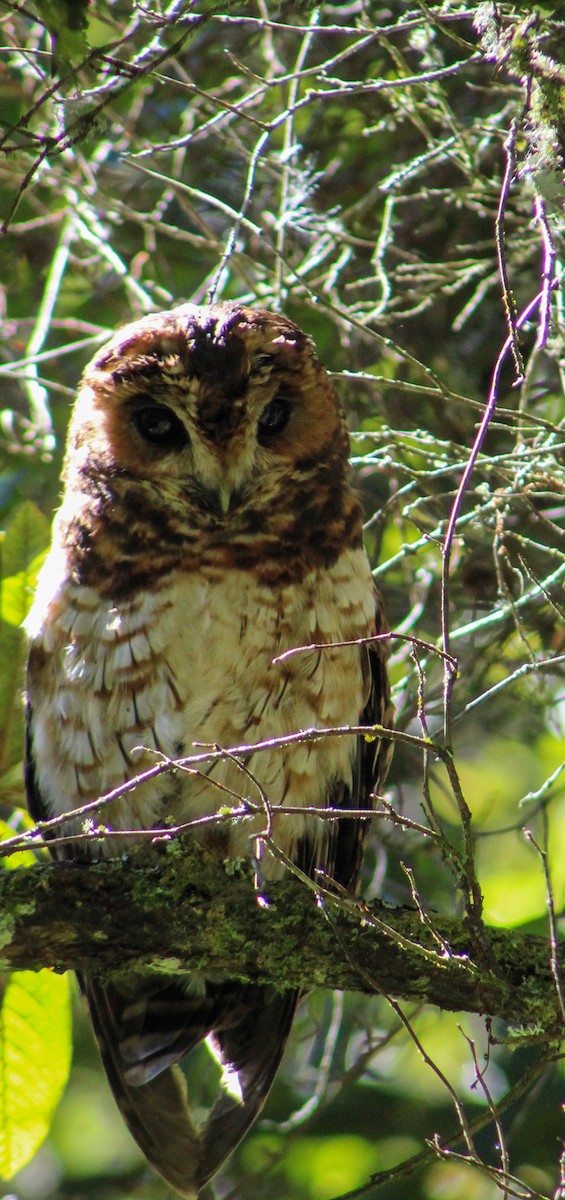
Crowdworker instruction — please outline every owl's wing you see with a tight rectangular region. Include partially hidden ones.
[311,600,393,892]
[24,698,46,827]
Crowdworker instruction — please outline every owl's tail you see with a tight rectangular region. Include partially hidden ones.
[84,973,298,1196]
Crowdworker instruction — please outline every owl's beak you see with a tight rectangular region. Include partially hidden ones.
[217,482,232,515]
[199,481,239,516]
[191,461,246,515]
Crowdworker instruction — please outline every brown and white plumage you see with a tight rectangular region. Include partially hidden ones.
[25,303,392,1196]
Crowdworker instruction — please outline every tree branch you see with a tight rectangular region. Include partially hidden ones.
[0,842,561,1033]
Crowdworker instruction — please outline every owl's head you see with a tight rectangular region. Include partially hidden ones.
[65,303,349,515]
[52,305,364,592]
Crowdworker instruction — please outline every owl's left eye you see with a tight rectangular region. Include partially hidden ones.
[257,392,293,443]
[132,405,189,449]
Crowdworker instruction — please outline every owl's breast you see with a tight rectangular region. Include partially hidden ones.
[26,547,376,863]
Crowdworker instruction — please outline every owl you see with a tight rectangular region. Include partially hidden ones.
[24,303,392,1197]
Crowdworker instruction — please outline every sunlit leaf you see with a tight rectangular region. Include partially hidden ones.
[0,503,50,779]
[1,551,48,627]
[0,621,26,781]
[0,818,37,870]
[0,502,50,584]
[0,971,72,1179]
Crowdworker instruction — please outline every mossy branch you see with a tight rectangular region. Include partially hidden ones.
[0,841,561,1033]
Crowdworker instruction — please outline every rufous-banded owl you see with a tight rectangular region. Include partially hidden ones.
[25,303,392,1197]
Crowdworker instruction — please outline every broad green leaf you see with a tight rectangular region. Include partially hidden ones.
[1,551,47,627]
[0,502,50,778]
[0,502,50,584]
[0,971,72,1179]
[0,621,26,783]
[1,548,48,629]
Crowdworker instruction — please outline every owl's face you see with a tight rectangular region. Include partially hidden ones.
[56,303,361,594]
[66,303,348,516]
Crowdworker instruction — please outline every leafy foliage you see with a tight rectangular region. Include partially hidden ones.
[0,1,564,1199]
[0,971,72,1181]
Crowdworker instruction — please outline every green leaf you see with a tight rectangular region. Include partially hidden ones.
[0,971,72,1179]
[0,501,50,627]
[0,818,37,870]
[1,551,47,628]
[0,502,50,795]
[0,621,26,783]
[1,501,50,583]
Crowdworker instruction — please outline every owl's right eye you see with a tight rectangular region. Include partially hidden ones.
[132,405,189,449]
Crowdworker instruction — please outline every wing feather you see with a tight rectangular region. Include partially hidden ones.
[318,594,393,892]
